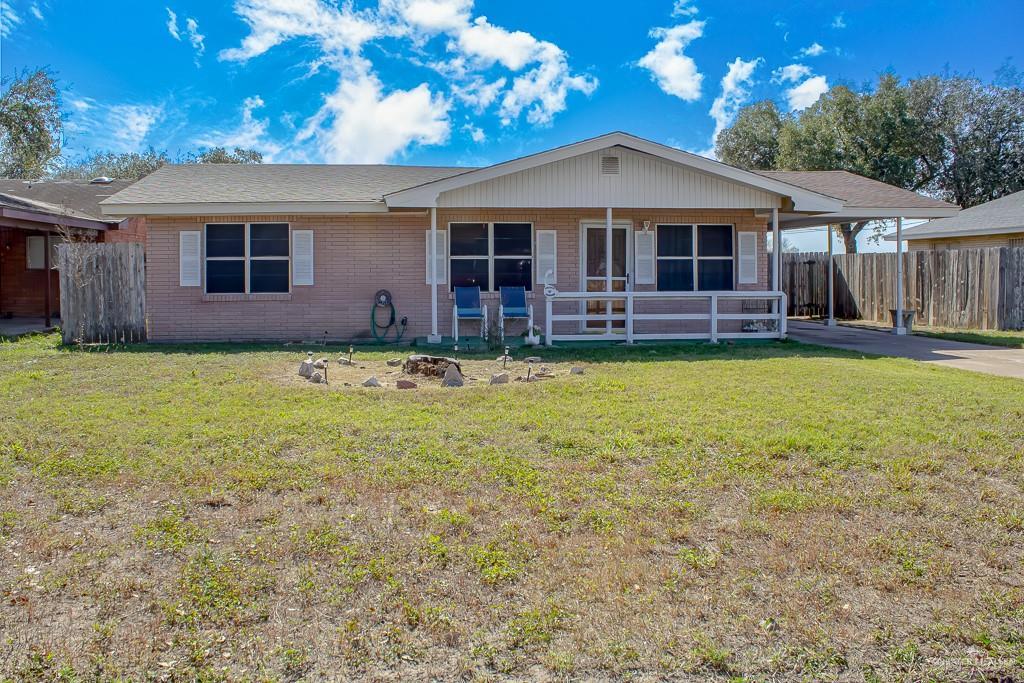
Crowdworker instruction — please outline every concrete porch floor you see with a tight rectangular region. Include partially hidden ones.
[0,317,59,339]
[788,319,1024,380]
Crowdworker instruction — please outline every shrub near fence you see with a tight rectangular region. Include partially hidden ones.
[57,242,146,344]
[783,247,1024,330]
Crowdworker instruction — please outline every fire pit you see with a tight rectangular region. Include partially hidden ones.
[403,354,461,378]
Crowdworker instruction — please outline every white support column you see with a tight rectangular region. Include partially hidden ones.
[894,216,906,335]
[771,207,780,292]
[605,207,613,335]
[826,224,836,327]
[428,206,441,343]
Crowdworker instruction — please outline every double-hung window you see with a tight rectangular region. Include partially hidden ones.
[656,224,734,291]
[205,223,290,294]
[449,222,533,292]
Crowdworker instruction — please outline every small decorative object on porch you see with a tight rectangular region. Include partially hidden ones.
[404,355,462,378]
[362,376,381,388]
[441,364,464,387]
[396,379,417,390]
[489,372,509,385]
[298,352,314,378]
[524,326,542,346]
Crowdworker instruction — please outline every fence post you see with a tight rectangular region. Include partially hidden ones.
[709,295,718,343]
[545,296,553,346]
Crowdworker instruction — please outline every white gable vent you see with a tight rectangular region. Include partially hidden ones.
[600,154,620,175]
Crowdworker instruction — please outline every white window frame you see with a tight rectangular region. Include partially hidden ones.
[655,223,736,292]
[26,235,60,271]
[203,222,292,294]
[447,221,534,292]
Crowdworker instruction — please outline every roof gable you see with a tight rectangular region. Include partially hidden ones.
[899,189,1024,240]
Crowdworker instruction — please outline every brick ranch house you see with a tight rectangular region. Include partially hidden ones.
[0,179,145,327]
[99,132,956,344]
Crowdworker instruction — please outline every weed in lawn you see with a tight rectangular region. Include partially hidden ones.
[136,506,206,553]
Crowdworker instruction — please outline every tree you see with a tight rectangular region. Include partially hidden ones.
[0,68,63,178]
[715,101,784,170]
[54,146,263,181]
[715,72,1024,252]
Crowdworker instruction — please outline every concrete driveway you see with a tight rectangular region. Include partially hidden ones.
[787,320,1024,380]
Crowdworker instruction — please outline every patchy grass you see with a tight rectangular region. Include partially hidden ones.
[913,327,1024,349]
[1,332,1023,680]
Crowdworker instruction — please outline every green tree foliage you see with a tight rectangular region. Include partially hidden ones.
[54,146,264,181]
[0,68,63,178]
[716,73,1024,251]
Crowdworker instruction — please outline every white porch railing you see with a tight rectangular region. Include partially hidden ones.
[543,288,788,345]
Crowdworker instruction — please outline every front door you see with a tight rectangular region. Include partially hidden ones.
[582,223,630,332]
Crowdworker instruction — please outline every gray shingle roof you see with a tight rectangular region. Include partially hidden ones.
[756,170,955,209]
[0,179,134,221]
[101,164,473,206]
[898,190,1024,239]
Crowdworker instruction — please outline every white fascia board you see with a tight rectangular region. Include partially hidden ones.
[99,201,389,217]
[384,132,845,213]
[883,223,1024,241]
[779,206,959,230]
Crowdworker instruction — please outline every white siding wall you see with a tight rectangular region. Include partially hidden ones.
[437,146,780,209]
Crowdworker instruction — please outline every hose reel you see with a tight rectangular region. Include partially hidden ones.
[371,289,407,342]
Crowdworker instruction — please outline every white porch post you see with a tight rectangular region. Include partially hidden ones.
[428,206,441,343]
[771,207,780,319]
[826,224,836,326]
[605,207,613,335]
[894,215,906,335]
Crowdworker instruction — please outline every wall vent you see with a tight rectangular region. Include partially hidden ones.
[600,154,620,175]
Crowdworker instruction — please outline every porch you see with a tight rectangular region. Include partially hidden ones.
[0,316,59,339]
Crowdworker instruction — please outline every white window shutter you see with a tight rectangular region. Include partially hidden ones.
[179,231,201,287]
[737,232,758,284]
[26,235,45,270]
[634,230,656,285]
[292,230,314,285]
[425,230,447,284]
[536,230,557,285]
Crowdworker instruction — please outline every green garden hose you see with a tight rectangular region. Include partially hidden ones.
[371,289,407,342]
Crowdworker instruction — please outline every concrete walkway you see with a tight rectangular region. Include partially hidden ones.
[0,317,58,339]
[787,320,1024,380]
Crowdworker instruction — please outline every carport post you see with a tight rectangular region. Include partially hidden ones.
[826,224,836,327]
[894,216,906,336]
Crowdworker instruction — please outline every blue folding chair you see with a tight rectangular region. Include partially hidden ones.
[452,286,488,341]
[498,286,533,344]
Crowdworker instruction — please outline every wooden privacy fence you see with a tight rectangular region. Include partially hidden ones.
[57,242,146,344]
[783,247,1024,330]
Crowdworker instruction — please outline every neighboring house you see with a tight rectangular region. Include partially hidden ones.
[99,132,955,343]
[891,189,1024,250]
[0,178,145,324]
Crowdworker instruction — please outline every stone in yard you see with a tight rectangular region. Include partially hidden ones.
[310,371,323,383]
[386,358,402,367]
[495,355,513,363]
[524,356,542,363]
[298,360,314,378]
[405,354,461,378]
[441,364,464,387]
[570,367,585,375]
[489,372,509,385]
[337,357,355,366]
[396,379,418,390]
[313,358,328,369]
[362,376,382,388]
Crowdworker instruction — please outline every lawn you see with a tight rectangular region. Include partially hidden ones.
[1,334,1022,681]
[913,327,1024,349]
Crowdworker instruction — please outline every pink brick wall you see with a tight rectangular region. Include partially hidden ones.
[145,209,770,342]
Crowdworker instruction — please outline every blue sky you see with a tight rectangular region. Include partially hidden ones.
[2,0,1022,249]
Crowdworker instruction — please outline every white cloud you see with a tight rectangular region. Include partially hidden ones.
[798,42,825,57]
[671,0,698,17]
[110,104,164,151]
[64,98,164,153]
[195,95,282,160]
[785,74,828,111]
[0,0,22,38]
[638,20,705,102]
[463,123,485,142]
[29,2,42,20]
[832,13,846,29]
[297,74,450,163]
[772,63,811,84]
[185,17,205,60]
[165,7,180,40]
[218,0,595,160]
[708,57,762,143]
